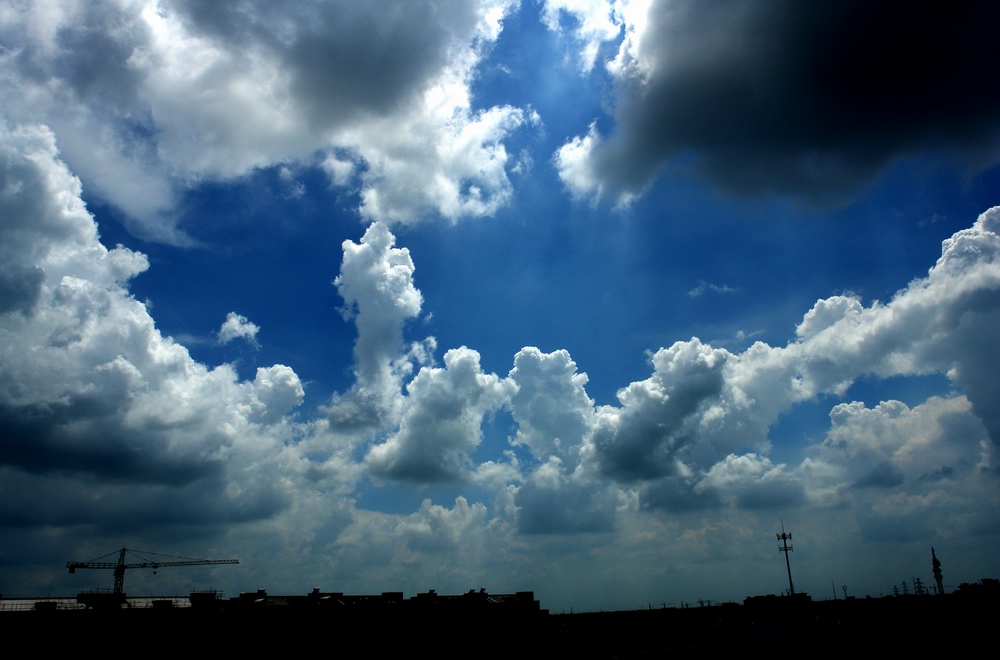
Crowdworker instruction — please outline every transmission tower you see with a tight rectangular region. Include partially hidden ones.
[932,547,944,595]
[776,521,795,596]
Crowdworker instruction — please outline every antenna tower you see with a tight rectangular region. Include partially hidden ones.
[776,521,795,596]
[931,547,944,595]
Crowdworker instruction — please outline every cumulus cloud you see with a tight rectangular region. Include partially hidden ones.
[6,104,1000,605]
[0,0,532,240]
[326,222,425,436]
[805,395,995,542]
[551,1,1000,205]
[515,458,620,534]
[587,339,730,482]
[0,122,305,533]
[508,347,594,471]
[326,205,1000,534]
[819,397,989,493]
[217,312,260,346]
[367,347,515,483]
[481,206,1000,524]
[700,453,804,510]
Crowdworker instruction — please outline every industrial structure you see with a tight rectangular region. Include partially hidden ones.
[776,522,795,596]
[932,547,945,595]
[67,547,238,607]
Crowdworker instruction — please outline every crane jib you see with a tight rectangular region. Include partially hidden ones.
[66,547,239,594]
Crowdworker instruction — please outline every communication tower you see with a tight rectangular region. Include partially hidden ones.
[776,521,795,596]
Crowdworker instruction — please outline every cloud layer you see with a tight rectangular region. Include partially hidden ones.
[2,121,999,606]
[3,2,1000,610]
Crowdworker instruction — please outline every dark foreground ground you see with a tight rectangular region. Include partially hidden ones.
[3,591,993,657]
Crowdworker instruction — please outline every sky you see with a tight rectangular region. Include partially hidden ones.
[2,1,1000,612]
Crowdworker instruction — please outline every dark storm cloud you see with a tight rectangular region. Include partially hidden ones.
[0,467,289,532]
[639,478,721,513]
[587,1,1000,201]
[0,401,223,485]
[853,461,906,489]
[515,477,617,535]
[53,4,149,110]
[0,264,42,315]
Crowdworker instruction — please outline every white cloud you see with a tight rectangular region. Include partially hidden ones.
[508,347,594,471]
[540,0,626,72]
[331,205,1000,538]
[0,121,306,531]
[326,222,424,436]
[5,112,1000,607]
[217,311,260,346]
[700,453,803,510]
[553,122,606,202]
[804,395,996,543]
[367,347,515,483]
[688,280,738,297]
[247,365,304,425]
[514,457,620,534]
[0,0,532,240]
[586,339,731,481]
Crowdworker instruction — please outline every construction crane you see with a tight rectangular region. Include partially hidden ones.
[67,547,239,595]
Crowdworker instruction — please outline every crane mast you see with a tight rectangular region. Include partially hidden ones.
[67,547,239,595]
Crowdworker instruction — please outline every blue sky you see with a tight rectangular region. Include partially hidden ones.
[2,1,1000,612]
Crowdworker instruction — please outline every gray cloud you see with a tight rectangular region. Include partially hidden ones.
[515,473,618,535]
[557,1,1000,204]
[588,339,729,481]
[170,0,485,126]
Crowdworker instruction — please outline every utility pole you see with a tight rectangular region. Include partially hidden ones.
[777,521,795,596]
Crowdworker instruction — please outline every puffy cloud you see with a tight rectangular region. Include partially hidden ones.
[0,0,532,239]
[335,223,423,381]
[819,397,989,493]
[247,365,304,425]
[367,347,515,483]
[805,396,995,542]
[564,206,1000,518]
[0,122,305,534]
[6,106,1000,605]
[329,496,502,595]
[326,222,424,435]
[508,347,594,471]
[217,311,260,346]
[325,203,999,527]
[552,1,1000,205]
[700,453,804,510]
[587,339,730,481]
[336,205,1000,531]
